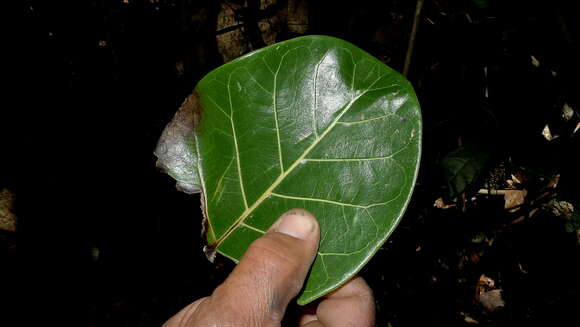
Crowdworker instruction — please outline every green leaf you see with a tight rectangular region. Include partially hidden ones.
[156,35,422,304]
[441,142,491,198]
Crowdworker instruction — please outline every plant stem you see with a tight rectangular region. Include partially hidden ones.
[403,0,424,76]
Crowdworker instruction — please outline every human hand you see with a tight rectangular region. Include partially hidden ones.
[164,209,375,326]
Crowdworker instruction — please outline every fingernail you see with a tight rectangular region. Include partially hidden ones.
[271,209,316,240]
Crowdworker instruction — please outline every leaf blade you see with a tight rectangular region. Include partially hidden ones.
[165,36,422,303]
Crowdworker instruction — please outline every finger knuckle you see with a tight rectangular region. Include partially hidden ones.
[246,235,302,271]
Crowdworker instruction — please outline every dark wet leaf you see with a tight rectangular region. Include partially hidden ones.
[441,142,491,198]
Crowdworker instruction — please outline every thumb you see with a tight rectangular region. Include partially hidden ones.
[212,209,320,324]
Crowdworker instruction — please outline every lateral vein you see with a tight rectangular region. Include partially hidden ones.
[228,74,248,209]
[213,69,389,247]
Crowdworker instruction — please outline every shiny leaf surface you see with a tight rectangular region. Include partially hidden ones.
[157,36,422,304]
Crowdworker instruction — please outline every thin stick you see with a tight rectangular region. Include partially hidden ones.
[403,0,425,76]
[477,189,509,195]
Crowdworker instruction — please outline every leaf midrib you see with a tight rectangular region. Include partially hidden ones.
[210,75,386,247]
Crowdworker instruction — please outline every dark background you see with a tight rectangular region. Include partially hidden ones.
[2,0,579,326]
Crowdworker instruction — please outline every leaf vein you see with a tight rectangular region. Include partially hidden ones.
[337,113,401,125]
[213,68,389,246]
[305,142,411,162]
[227,73,249,209]
[272,50,291,173]
[194,132,214,241]
[262,58,275,74]
[270,192,392,209]
[205,96,231,119]
[210,157,235,203]
[312,50,332,138]
[240,222,266,234]
[242,67,272,94]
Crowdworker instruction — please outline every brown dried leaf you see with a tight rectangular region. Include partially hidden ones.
[549,200,574,219]
[215,0,310,62]
[287,0,309,34]
[216,2,249,62]
[477,274,495,294]
[434,197,455,209]
[542,124,559,141]
[479,289,505,312]
[531,55,540,67]
[547,174,560,189]
[562,103,574,121]
[504,189,527,212]
[154,92,202,194]
[511,171,526,184]
[463,314,479,324]
[0,188,17,232]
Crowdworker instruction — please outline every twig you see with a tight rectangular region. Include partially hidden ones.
[478,189,509,195]
[403,0,425,76]
[215,23,244,36]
